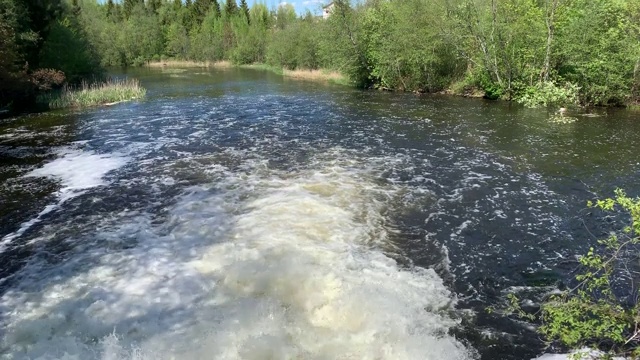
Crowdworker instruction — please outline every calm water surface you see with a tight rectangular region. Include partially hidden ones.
[1,68,639,359]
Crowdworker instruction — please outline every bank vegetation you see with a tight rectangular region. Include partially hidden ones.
[1,0,639,109]
[37,78,146,109]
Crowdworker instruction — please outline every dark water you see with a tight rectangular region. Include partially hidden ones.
[1,67,639,359]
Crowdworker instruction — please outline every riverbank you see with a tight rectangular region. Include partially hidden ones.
[146,61,349,86]
[37,78,146,110]
[147,60,234,69]
[146,61,486,97]
[144,61,630,108]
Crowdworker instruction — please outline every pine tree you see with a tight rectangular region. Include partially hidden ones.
[184,0,195,30]
[148,0,162,13]
[194,0,212,23]
[71,0,81,15]
[174,0,182,10]
[225,0,237,16]
[239,0,249,23]
[123,0,137,18]
[212,0,221,17]
[107,0,116,19]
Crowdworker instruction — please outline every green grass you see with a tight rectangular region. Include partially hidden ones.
[239,64,353,86]
[38,78,146,109]
[237,63,285,75]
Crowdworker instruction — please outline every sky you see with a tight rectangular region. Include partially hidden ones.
[97,0,328,16]
[260,0,326,14]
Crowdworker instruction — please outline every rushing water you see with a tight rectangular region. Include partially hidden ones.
[1,67,639,360]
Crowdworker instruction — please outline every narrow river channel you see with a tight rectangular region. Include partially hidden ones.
[1,68,639,359]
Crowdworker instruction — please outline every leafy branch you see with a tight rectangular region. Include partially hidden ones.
[505,189,640,359]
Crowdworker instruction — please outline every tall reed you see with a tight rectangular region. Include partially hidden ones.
[38,78,146,109]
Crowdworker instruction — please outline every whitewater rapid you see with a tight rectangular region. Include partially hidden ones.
[0,148,127,250]
[0,150,472,359]
[5,68,631,359]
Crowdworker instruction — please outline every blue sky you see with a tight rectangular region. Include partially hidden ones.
[255,0,326,14]
[98,0,328,16]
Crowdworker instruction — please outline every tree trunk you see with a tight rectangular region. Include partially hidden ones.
[541,0,559,83]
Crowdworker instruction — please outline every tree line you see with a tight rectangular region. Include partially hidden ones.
[1,0,639,110]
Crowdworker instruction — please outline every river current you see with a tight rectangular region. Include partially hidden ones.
[1,68,639,359]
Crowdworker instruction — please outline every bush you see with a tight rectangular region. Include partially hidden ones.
[30,69,65,90]
[515,81,580,108]
[230,20,266,65]
[482,81,504,100]
[554,0,638,106]
[508,189,640,358]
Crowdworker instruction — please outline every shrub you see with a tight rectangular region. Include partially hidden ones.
[515,81,580,108]
[30,69,66,90]
[508,189,640,358]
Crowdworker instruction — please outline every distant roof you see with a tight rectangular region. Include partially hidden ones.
[322,2,334,8]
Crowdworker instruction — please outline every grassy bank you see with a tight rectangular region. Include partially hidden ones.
[37,78,146,109]
[146,60,233,69]
[146,60,348,85]
[282,68,348,85]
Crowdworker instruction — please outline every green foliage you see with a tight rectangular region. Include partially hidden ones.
[224,0,237,16]
[37,78,146,109]
[0,0,65,68]
[77,1,125,66]
[320,0,371,87]
[445,0,546,98]
[239,0,249,23]
[193,0,212,23]
[515,81,579,108]
[0,0,107,110]
[555,0,638,105]
[229,14,265,64]
[165,22,190,59]
[249,2,269,27]
[509,189,640,358]
[39,16,101,83]
[121,4,164,65]
[8,0,635,106]
[266,19,320,70]
[106,0,115,18]
[0,15,33,109]
[123,0,143,19]
[148,0,162,14]
[189,8,223,61]
[361,0,463,92]
[275,3,296,29]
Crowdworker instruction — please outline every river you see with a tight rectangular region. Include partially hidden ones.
[1,67,639,360]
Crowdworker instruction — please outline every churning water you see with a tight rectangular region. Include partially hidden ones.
[1,68,639,359]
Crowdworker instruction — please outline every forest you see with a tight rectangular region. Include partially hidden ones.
[1,0,639,110]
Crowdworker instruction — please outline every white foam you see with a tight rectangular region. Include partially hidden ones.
[0,148,127,249]
[0,162,471,360]
[27,148,127,198]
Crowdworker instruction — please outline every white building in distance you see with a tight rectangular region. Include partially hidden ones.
[322,2,334,19]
